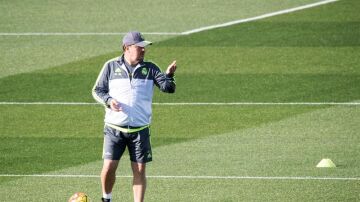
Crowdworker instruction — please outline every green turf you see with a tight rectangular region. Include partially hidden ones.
[0,36,122,78]
[0,105,321,175]
[0,0,359,103]
[158,0,360,47]
[147,106,360,178]
[0,0,319,78]
[1,68,358,102]
[0,0,318,32]
[0,137,101,173]
[0,0,360,201]
[1,105,359,201]
[1,177,359,201]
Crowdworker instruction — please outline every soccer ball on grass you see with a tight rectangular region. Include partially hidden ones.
[68,192,90,202]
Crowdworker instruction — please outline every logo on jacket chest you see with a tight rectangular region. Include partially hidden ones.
[141,68,148,76]
[115,68,122,76]
[112,67,127,79]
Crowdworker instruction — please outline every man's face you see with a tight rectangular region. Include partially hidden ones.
[125,45,145,65]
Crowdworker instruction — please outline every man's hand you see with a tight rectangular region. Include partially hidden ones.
[166,60,177,76]
[110,99,122,112]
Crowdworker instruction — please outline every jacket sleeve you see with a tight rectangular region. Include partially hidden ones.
[92,62,113,107]
[152,64,176,93]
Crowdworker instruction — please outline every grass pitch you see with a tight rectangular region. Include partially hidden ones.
[0,0,359,201]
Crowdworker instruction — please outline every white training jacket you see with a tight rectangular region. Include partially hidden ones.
[92,55,176,127]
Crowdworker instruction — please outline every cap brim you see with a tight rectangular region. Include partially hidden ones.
[134,40,152,47]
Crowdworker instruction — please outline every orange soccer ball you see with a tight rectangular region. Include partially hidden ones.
[68,192,90,202]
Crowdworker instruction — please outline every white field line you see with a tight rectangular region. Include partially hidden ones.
[0,102,99,105]
[181,0,339,35]
[0,32,181,36]
[154,102,360,106]
[0,102,359,106]
[0,0,339,36]
[0,174,359,181]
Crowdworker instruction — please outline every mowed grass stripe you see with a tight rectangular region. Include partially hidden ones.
[1,72,358,102]
[0,1,359,103]
[0,104,324,176]
[0,177,359,201]
[0,0,325,79]
[1,105,359,201]
[0,0,339,36]
[0,0,325,34]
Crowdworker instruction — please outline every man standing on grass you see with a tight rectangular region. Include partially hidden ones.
[92,31,177,202]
